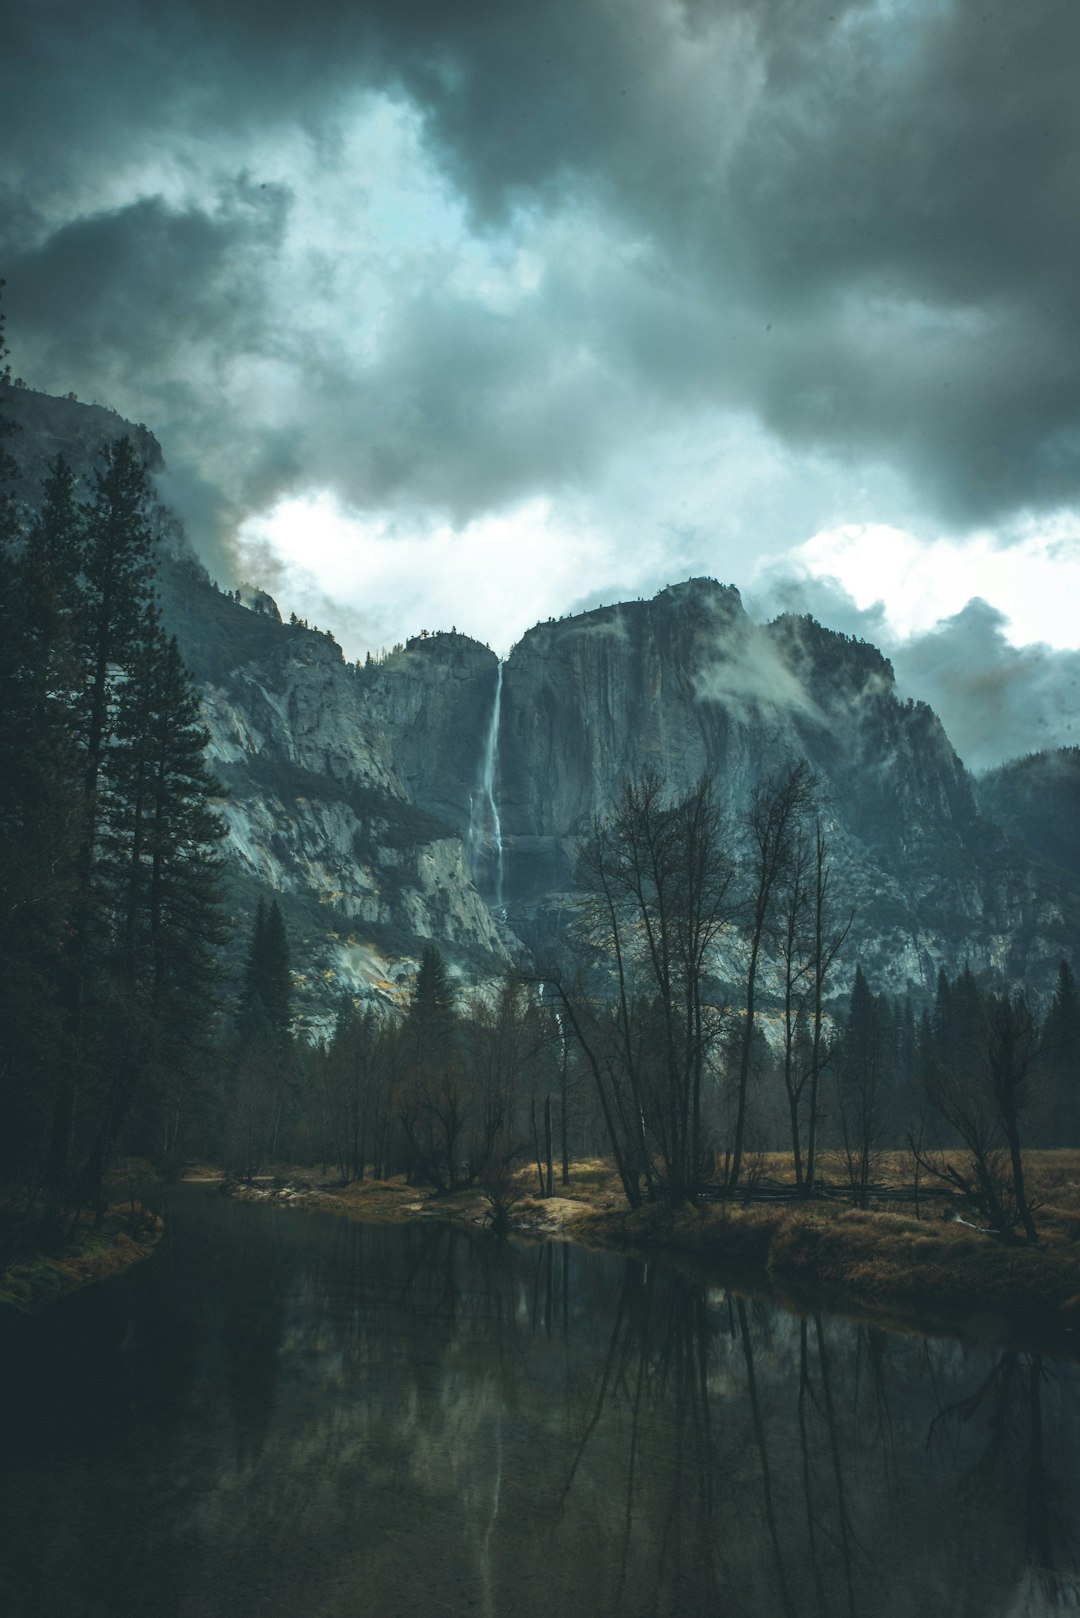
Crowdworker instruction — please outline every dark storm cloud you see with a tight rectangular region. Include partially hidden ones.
[2,178,292,575]
[268,258,677,520]
[4,0,1080,541]
[5,184,290,374]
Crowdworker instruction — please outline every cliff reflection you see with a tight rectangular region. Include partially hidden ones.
[1,1186,1078,1618]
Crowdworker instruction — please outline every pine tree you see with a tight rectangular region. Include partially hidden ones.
[45,435,160,1189]
[241,898,268,1016]
[895,995,919,1123]
[0,313,83,1180]
[26,455,83,637]
[228,898,294,1174]
[407,944,457,1070]
[836,965,894,1203]
[240,898,292,1039]
[1045,961,1080,1144]
[106,629,224,997]
[79,626,226,1203]
[397,945,464,1191]
[75,436,158,805]
[259,902,293,1039]
[0,300,226,1200]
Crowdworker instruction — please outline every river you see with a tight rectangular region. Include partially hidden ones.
[1,1184,1078,1618]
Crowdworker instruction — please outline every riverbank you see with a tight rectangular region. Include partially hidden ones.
[0,1198,163,1321]
[217,1150,1080,1354]
[579,1196,1080,1352]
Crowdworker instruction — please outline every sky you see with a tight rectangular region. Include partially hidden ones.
[3,0,1079,770]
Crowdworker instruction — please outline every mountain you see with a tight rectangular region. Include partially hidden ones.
[357,583,1080,998]
[6,386,1078,1023]
[974,749,1080,884]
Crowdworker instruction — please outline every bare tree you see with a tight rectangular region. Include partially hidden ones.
[540,975,646,1206]
[777,829,813,1189]
[916,971,1043,1244]
[561,769,735,1204]
[728,762,817,1193]
[463,972,547,1184]
[803,822,852,1194]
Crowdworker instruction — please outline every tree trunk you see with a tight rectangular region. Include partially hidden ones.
[544,1093,553,1197]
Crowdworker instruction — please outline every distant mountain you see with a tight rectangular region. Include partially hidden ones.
[974,749,1080,883]
[7,385,1078,1023]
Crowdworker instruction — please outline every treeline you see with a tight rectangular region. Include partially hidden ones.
[237,765,1080,1254]
[0,304,224,1220]
[231,899,1080,1254]
[909,961,1079,1239]
[226,937,572,1217]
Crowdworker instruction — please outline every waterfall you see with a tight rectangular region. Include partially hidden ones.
[479,661,505,908]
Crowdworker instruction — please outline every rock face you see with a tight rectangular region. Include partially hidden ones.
[3,386,163,504]
[7,387,1079,1016]
[359,633,500,830]
[154,565,510,1022]
[352,580,1079,997]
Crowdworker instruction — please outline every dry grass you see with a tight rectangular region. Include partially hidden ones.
[742,1147,1080,1207]
[558,1154,1080,1353]
[324,1174,429,1219]
[213,1151,1080,1352]
[515,1150,1080,1352]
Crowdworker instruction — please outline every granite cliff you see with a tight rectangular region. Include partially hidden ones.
[6,386,1078,1022]
[358,584,1079,998]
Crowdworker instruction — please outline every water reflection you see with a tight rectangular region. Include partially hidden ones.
[1,1186,1078,1618]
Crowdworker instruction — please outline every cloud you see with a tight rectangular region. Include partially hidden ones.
[3,0,1080,680]
[233,489,617,658]
[752,516,1080,650]
[695,602,823,729]
[3,179,293,576]
[892,601,1080,774]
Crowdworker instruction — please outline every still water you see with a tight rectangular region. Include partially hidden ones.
[2,1185,1078,1618]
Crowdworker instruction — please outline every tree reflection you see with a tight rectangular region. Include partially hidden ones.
[3,1190,1080,1618]
[928,1344,1080,1610]
[556,1256,1080,1618]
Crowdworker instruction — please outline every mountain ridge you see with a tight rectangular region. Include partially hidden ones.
[5,384,1077,1022]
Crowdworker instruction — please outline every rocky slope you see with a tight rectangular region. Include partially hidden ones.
[156,562,512,1028]
[6,385,1078,1017]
